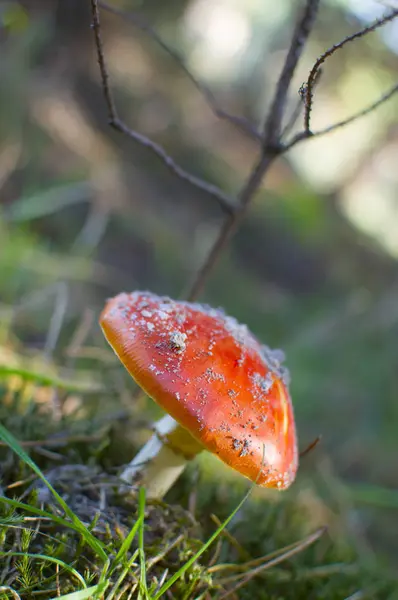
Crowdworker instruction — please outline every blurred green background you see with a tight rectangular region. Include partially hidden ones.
[1,0,398,594]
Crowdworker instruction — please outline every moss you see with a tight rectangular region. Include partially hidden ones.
[0,381,396,599]
[0,471,206,599]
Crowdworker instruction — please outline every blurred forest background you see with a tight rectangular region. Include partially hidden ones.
[1,0,398,597]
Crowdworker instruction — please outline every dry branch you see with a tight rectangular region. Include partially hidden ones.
[286,81,398,150]
[89,0,398,302]
[285,7,398,148]
[303,8,398,133]
[89,0,237,215]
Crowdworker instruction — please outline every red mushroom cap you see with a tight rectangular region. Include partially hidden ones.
[100,291,298,489]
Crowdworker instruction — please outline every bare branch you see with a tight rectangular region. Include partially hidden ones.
[107,116,238,213]
[90,0,117,116]
[286,81,398,150]
[263,0,321,146]
[187,0,321,300]
[90,0,398,305]
[303,8,398,133]
[89,0,237,214]
[98,1,261,142]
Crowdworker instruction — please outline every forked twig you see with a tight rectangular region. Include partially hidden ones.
[89,0,237,215]
[287,81,398,149]
[291,7,398,143]
[98,0,262,142]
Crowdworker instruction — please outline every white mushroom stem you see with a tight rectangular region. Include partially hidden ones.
[119,414,203,499]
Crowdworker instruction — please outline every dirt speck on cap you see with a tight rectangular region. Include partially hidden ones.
[251,372,274,395]
[232,438,250,457]
[169,331,187,353]
[204,367,226,383]
[239,439,250,457]
[232,438,241,451]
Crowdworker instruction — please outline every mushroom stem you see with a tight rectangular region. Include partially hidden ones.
[119,414,203,499]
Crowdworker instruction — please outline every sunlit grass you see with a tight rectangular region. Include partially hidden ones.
[1,412,397,599]
[0,423,262,598]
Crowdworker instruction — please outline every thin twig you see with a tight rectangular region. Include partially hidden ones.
[210,514,250,562]
[281,94,306,141]
[286,82,398,149]
[263,0,321,146]
[89,0,237,215]
[146,534,185,572]
[299,435,321,459]
[98,1,261,142]
[282,68,323,140]
[218,527,326,599]
[209,532,322,574]
[108,117,237,214]
[302,8,398,133]
[55,563,61,598]
[216,527,327,584]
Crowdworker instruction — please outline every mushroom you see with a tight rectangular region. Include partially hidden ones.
[100,291,298,499]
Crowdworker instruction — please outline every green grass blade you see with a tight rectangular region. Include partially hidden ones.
[0,424,107,561]
[95,560,111,600]
[348,483,398,509]
[0,496,84,530]
[0,551,86,588]
[0,365,103,394]
[111,512,143,568]
[6,182,91,223]
[106,550,139,600]
[153,483,255,599]
[53,580,109,600]
[137,488,149,600]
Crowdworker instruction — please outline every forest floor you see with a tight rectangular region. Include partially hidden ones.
[1,245,397,600]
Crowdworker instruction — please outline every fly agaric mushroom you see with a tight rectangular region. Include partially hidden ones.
[100,291,298,499]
